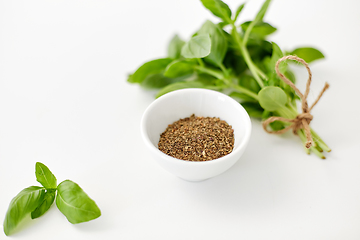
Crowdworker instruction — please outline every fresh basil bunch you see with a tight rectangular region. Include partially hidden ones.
[128,0,330,158]
[3,162,101,236]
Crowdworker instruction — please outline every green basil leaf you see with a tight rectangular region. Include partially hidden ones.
[262,110,271,120]
[218,21,229,28]
[238,75,261,94]
[223,49,247,75]
[283,69,299,101]
[246,39,273,63]
[141,74,173,89]
[240,102,264,118]
[284,69,296,83]
[233,3,245,22]
[258,86,287,111]
[35,162,57,189]
[253,0,271,23]
[198,20,228,67]
[242,0,271,45]
[262,111,286,130]
[141,73,191,89]
[229,92,257,102]
[241,21,277,38]
[56,180,101,224]
[3,186,45,236]
[266,73,280,87]
[181,34,211,59]
[269,120,286,131]
[155,81,206,98]
[31,190,56,219]
[127,58,173,83]
[290,47,325,63]
[196,72,219,86]
[164,60,195,78]
[266,71,295,104]
[263,42,285,73]
[168,35,185,59]
[200,0,232,23]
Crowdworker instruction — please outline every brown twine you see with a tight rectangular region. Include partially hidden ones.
[262,55,330,149]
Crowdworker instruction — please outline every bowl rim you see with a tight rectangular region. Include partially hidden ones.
[140,88,252,165]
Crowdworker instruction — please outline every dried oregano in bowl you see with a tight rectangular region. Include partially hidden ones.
[158,114,235,161]
[140,88,252,181]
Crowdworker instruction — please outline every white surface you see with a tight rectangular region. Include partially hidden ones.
[0,0,359,239]
[141,88,251,181]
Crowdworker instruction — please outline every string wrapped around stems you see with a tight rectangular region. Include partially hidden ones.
[262,55,330,149]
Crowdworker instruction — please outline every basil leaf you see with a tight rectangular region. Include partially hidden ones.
[262,110,271,120]
[35,162,57,189]
[233,3,245,23]
[155,81,206,98]
[238,75,261,94]
[290,47,325,63]
[258,86,287,111]
[266,73,280,87]
[168,35,185,59]
[223,49,247,75]
[31,190,56,219]
[264,42,285,73]
[262,111,286,130]
[164,60,195,78]
[284,69,296,83]
[56,180,101,224]
[270,120,286,131]
[242,0,271,46]
[181,34,211,59]
[3,186,45,236]
[229,92,257,102]
[142,72,192,89]
[282,69,299,101]
[246,39,272,63]
[253,0,271,23]
[127,58,173,83]
[141,74,174,89]
[241,21,277,39]
[240,102,264,118]
[196,72,220,86]
[200,0,232,23]
[198,20,228,67]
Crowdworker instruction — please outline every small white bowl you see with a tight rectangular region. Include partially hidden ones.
[140,88,251,181]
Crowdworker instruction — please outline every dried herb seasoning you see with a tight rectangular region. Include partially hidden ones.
[158,114,234,161]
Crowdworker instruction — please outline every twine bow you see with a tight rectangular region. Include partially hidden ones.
[262,55,330,149]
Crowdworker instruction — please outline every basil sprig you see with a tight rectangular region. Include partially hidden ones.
[3,162,101,236]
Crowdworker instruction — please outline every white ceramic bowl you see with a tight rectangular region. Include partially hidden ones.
[140,88,252,181]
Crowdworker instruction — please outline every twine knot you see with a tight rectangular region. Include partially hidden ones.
[293,112,313,132]
[262,55,329,149]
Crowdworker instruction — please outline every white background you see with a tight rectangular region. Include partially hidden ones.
[1,0,359,239]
